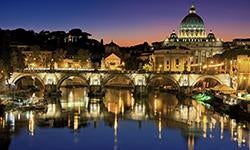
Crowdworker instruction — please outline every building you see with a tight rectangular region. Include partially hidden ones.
[104,41,121,55]
[102,53,124,70]
[161,5,224,66]
[237,55,250,73]
[64,29,91,43]
[139,52,153,61]
[234,55,250,90]
[233,38,250,47]
[212,50,250,90]
[151,46,191,72]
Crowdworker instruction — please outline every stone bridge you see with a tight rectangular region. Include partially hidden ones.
[8,69,232,91]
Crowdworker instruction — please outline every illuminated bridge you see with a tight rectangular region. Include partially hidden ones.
[8,69,232,92]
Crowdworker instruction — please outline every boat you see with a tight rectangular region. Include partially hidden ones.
[230,100,250,121]
[19,104,47,111]
[211,92,241,114]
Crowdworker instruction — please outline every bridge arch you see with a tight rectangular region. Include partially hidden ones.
[11,73,45,88]
[103,74,135,88]
[147,75,180,91]
[57,74,89,89]
[192,75,224,90]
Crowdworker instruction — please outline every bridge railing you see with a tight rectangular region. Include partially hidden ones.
[19,68,229,75]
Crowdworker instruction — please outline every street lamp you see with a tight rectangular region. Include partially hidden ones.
[50,58,54,70]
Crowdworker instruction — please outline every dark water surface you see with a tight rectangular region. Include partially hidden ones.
[1,88,249,150]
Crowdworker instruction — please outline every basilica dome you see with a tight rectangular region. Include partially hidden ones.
[179,5,206,38]
[180,13,205,30]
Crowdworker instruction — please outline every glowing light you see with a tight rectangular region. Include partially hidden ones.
[202,116,207,138]
[73,112,80,131]
[158,116,162,140]
[114,114,118,143]
[28,112,35,136]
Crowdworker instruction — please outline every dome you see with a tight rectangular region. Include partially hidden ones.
[180,5,205,31]
[169,30,178,42]
[170,30,178,39]
[207,31,216,39]
[207,30,216,42]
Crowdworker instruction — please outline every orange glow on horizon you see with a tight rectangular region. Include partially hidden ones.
[93,22,250,47]
[102,35,250,47]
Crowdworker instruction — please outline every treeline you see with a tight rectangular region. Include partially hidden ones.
[0,28,155,72]
[0,28,104,63]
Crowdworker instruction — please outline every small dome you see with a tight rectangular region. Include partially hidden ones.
[169,30,178,42]
[170,30,178,39]
[207,30,216,39]
[180,5,205,31]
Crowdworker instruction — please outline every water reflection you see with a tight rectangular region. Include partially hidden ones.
[60,87,89,109]
[0,88,249,150]
[104,89,133,114]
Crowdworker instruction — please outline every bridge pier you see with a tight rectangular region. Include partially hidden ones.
[88,85,105,98]
[44,84,62,101]
[180,86,192,96]
[134,86,148,97]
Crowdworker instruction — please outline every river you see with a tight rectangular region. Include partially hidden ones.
[0,87,249,150]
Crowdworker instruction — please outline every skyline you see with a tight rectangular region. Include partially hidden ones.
[1,0,250,46]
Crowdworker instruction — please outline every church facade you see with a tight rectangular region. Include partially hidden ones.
[153,5,224,72]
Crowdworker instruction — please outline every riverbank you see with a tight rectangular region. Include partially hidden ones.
[192,91,250,121]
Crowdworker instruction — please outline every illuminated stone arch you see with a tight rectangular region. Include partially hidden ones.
[192,75,223,89]
[103,74,135,88]
[57,74,89,88]
[12,73,45,88]
[132,74,147,86]
[147,75,180,91]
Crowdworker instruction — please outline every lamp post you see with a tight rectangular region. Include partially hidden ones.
[50,58,54,71]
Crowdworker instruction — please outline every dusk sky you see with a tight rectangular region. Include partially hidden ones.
[0,0,250,46]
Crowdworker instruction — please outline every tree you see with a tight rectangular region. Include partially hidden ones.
[0,59,4,80]
[142,63,153,71]
[0,58,12,87]
[53,49,67,68]
[23,46,42,68]
[76,49,90,68]
[10,50,18,69]
[53,49,67,61]
[68,28,91,38]
[142,57,154,71]
[10,48,25,70]
[47,31,66,50]
[125,56,143,70]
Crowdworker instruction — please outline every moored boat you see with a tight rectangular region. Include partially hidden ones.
[211,93,240,113]
[230,100,250,121]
